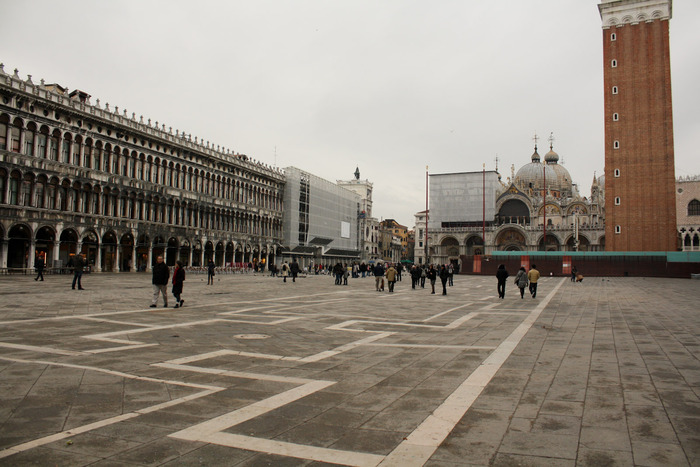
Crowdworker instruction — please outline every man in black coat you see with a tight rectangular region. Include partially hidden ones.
[290,259,300,282]
[151,255,170,308]
[35,253,45,282]
[71,254,86,290]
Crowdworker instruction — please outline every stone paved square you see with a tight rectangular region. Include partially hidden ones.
[1,271,699,466]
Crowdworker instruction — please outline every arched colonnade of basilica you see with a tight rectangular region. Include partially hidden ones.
[428,226,604,265]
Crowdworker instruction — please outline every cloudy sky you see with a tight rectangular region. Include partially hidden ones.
[2,0,699,228]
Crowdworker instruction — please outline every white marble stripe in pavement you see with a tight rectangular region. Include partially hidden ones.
[366,343,496,350]
[0,342,85,356]
[422,303,473,322]
[0,356,224,391]
[171,379,335,438]
[206,432,386,467]
[378,278,566,466]
[153,362,315,386]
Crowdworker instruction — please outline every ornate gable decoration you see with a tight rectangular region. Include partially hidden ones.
[497,183,527,203]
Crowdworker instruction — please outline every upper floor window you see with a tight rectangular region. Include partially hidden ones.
[689,199,700,216]
[612,86,618,94]
[611,59,618,68]
[614,169,620,177]
[611,32,617,41]
[613,113,619,121]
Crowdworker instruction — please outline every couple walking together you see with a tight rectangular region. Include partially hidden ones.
[151,256,185,308]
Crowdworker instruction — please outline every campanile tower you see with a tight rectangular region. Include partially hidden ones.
[599,0,677,251]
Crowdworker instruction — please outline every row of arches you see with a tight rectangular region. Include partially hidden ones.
[0,168,281,237]
[0,113,283,210]
[429,228,601,264]
[0,222,279,271]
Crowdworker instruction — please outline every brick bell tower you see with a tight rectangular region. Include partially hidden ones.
[599,0,677,251]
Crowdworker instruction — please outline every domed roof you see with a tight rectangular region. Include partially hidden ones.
[550,162,572,189]
[515,147,557,189]
[544,147,559,163]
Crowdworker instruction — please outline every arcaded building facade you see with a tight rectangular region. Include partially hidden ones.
[0,65,284,272]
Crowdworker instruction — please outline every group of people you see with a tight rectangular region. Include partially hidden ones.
[371,262,454,295]
[496,264,541,299]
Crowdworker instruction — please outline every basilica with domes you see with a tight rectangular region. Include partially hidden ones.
[417,137,606,266]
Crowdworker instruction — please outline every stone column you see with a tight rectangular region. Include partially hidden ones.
[28,239,36,270]
[52,241,60,268]
[114,245,121,272]
[95,244,102,273]
[0,239,7,269]
[188,247,193,267]
[135,246,141,273]
[146,246,153,273]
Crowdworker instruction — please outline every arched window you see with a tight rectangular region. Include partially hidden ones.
[0,115,8,150]
[10,119,21,152]
[37,127,48,158]
[9,171,20,204]
[24,123,36,156]
[689,199,700,216]
[0,169,6,203]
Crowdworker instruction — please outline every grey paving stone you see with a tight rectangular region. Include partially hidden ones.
[1,274,699,465]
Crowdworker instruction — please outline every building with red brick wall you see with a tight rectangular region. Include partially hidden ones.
[599,0,677,251]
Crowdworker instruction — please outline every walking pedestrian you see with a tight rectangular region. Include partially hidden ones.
[410,265,420,289]
[496,264,509,299]
[528,264,541,298]
[439,265,449,295]
[281,262,289,282]
[151,255,169,308]
[71,253,86,290]
[290,258,300,282]
[514,266,528,299]
[207,259,215,285]
[386,263,397,292]
[571,266,578,282]
[427,265,437,294]
[420,266,426,288]
[172,260,186,308]
[34,253,45,282]
[373,262,385,291]
[448,264,454,286]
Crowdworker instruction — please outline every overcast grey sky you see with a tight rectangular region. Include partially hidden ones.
[2,0,699,228]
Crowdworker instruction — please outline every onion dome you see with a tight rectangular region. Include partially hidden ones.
[544,147,559,163]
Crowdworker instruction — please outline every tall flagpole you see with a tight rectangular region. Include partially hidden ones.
[543,161,547,251]
[425,166,429,265]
